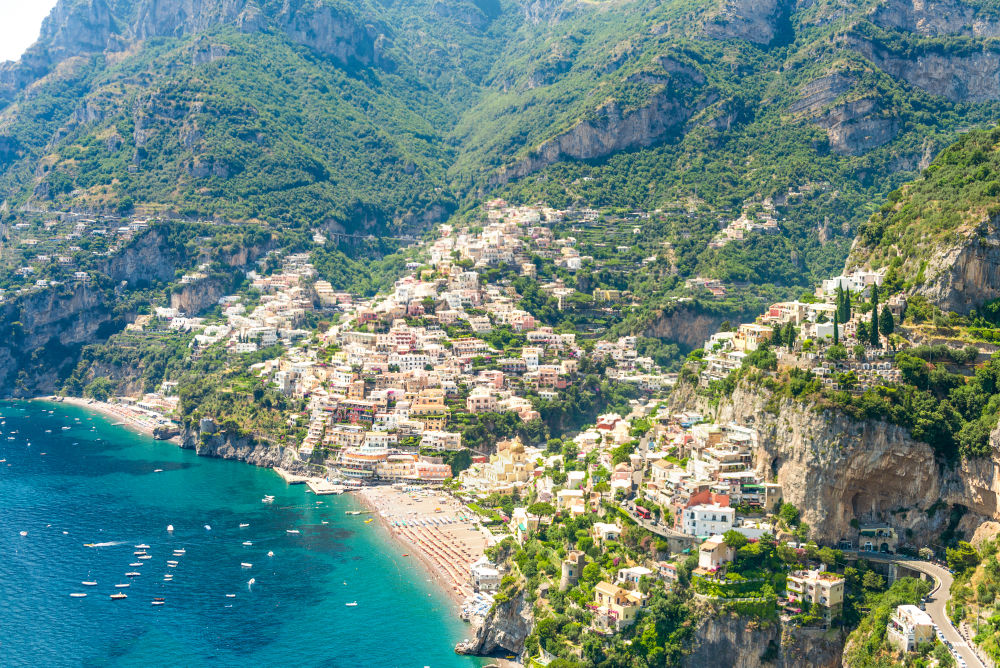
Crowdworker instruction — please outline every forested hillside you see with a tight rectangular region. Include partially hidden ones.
[4,0,1000,290]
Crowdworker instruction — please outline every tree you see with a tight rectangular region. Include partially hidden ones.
[879,306,895,336]
[783,322,797,348]
[862,570,886,592]
[778,503,800,526]
[833,310,839,345]
[870,285,880,347]
[528,502,556,516]
[947,541,981,573]
[723,529,748,550]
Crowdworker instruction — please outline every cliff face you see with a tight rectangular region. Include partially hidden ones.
[492,59,713,184]
[670,377,1000,546]
[643,306,736,351]
[905,217,1000,315]
[870,0,1000,38]
[703,0,792,46]
[814,98,899,155]
[848,35,1000,103]
[685,613,844,668]
[0,0,385,103]
[455,587,533,658]
[181,421,308,471]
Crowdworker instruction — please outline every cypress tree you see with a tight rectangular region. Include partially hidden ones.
[844,289,852,322]
[870,285,880,347]
[835,286,844,322]
[833,311,839,345]
[879,305,895,336]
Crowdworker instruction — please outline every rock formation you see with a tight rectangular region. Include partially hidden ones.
[455,587,533,658]
[685,612,845,668]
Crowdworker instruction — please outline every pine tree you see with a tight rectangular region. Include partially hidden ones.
[879,305,895,336]
[870,285,880,347]
[833,311,839,345]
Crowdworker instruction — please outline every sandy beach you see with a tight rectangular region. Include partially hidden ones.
[50,396,175,439]
[358,486,492,607]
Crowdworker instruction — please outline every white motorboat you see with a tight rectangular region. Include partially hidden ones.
[225,594,236,598]
[126,572,141,577]
[114,583,130,588]
[267,551,274,557]
[239,523,250,528]
[345,602,358,607]
[81,581,98,586]
[19,531,27,537]
[130,563,143,567]
[138,555,151,560]
[286,529,300,534]
[166,525,174,532]
[241,562,253,568]
[204,525,211,531]
[242,541,252,546]
[135,544,150,549]
[69,593,87,598]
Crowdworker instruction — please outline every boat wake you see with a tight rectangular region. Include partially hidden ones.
[84,541,126,548]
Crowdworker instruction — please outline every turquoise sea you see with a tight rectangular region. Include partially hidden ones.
[0,400,482,667]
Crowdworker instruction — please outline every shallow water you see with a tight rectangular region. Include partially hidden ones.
[0,400,481,667]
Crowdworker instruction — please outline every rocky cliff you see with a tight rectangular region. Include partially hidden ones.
[181,420,309,471]
[642,305,740,352]
[870,0,1000,38]
[703,0,792,46]
[0,0,386,103]
[901,216,1000,315]
[455,587,533,658]
[685,612,844,668]
[492,59,714,184]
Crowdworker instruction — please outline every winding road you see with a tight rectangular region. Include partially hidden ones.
[856,554,985,667]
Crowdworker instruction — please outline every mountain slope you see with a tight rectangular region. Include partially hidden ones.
[4,0,1000,288]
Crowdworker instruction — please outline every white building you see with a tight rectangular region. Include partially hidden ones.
[682,501,735,537]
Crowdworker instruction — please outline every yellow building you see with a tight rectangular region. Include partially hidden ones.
[484,437,531,486]
[593,581,647,631]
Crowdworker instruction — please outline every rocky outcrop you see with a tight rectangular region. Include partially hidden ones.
[898,216,1000,314]
[870,0,1000,38]
[181,421,308,471]
[849,35,1000,103]
[643,305,736,351]
[685,612,844,668]
[703,0,792,46]
[0,0,387,103]
[787,73,854,117]
[493,59,712,183]
[455,587,533,658]
[814,98,899,155]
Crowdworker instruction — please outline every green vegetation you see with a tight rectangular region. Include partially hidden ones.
[842,576,934,667]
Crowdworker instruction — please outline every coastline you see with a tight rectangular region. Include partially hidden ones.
[356,485,491,611]
[38,395,175,440]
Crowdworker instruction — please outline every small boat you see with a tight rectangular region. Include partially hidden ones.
[153,469,163,473]
[138,555,151,560]
[262,496,274,504]
[286,529,300,534]
[321,521,329,525]
[19,531,27,537]
[241,563,253,568]
[267,551,274,557]
[81,581,98,586]
[134,551,147,556]
[403,554,409,557]
[242,541,252,546]
[166,525,174,532]
[69,593,87,598]
[226,594,236,598]
[167,564,177,568]
[166,560,178,565]
[204,525,211,531]
[173,548,186,554]
[247,578,256,589]
[125,572,141,577]
[239,523,250,528]
[110,593,127,600]
[365,519,373,524]
[151,601,165,606]
[135,544,150,549]
[114,583,130,588]
[154,597,165,601]
[130,562,143,567]
[345,602,358,607]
